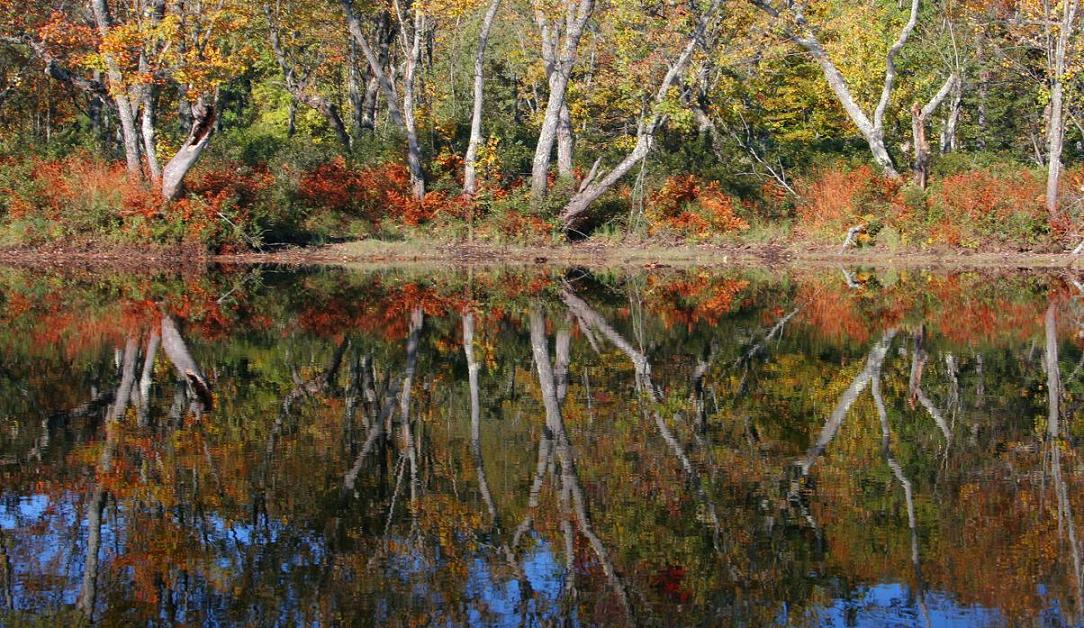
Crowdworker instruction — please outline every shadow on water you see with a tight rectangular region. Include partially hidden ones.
[0,264,1081,625]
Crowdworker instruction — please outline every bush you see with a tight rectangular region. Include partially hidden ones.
[647,175,748,239]
[793,165,901,235]
[924,167,1047,248]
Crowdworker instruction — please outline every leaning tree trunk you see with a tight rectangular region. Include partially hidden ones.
[265,4,353,153]
[558,0,722,231]
[751,0,924,178]
[464,0,502,195]
[161,97,216,201]
[343,0,425,197]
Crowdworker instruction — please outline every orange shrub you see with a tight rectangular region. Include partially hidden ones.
[297,160,464,226]
[793,165,901,231]
[648,175,747,237]
[297,158,412,217]
[929,169,1043,222]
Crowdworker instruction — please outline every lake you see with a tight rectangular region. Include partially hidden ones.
[0,264,1081,626]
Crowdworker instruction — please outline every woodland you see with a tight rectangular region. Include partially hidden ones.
[0,0,1083,252]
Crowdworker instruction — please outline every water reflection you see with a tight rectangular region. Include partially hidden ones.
[0,265,1081,625]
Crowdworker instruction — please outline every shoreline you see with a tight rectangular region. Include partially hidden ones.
[0,240,1080,271]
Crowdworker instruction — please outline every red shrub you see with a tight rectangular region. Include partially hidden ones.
[929,169,1043,222]
[795,166,884,230]
[648,175,747,236]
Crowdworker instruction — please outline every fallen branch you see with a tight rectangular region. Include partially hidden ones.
[840,224,866,253]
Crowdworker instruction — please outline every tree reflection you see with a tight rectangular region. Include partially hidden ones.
[0,267,1079,624]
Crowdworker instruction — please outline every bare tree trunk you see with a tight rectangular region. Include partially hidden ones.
[912,74,957,188]
[343,0,425,193]
[558,0,722,230]
[265,4,353,153]
[401,8,426,199]
[141,88,162,185]
[751,0,925,178]
[139,0,166,185]
[89,0,142,179]
[463,0,502,195]
[161,97,217,201]
[1046,0,1078,219]
[557,103,574,178]
[940,81,962,154]
[529,0,595,205]
[347,38,371,137]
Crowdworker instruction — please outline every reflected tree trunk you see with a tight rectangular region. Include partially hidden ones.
[873,357,930,627]
[137,329,160,427]
[563,289,723,551]
[529,304,633,622]
[907,327,952,441]
[463,312,497,522]
[79,335,139,620]
[796,330,897,475]
[1044,301,1084,621]
[161,314,212,410]
[400,308,423,517]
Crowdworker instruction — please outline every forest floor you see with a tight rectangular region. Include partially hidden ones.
[0,239,1081,271]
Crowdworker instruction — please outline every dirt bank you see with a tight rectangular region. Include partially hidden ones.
[0,239,1081,271]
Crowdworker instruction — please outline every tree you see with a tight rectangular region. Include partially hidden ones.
[342,0,427,198]
[558,0,725,230]
[463,0,503,195]
[529,0,595,205]
[750,0,930,178]
[262,0,353,153]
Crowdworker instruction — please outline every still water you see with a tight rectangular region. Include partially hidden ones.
[0,264,1081,626]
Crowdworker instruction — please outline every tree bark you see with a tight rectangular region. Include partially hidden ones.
[557,103,574,178]
[558,0,722,230]
[940,80,962,155]
[160,97,216,201]
[751,0,925,178]
[265,4,353,153]
[911,74,957,188]
[463,0,502,195]
[343,0,426,197]
[89,0,142,179]
[529,0,595,205]
[1045,0,1078,219]
[401,7,427,199]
